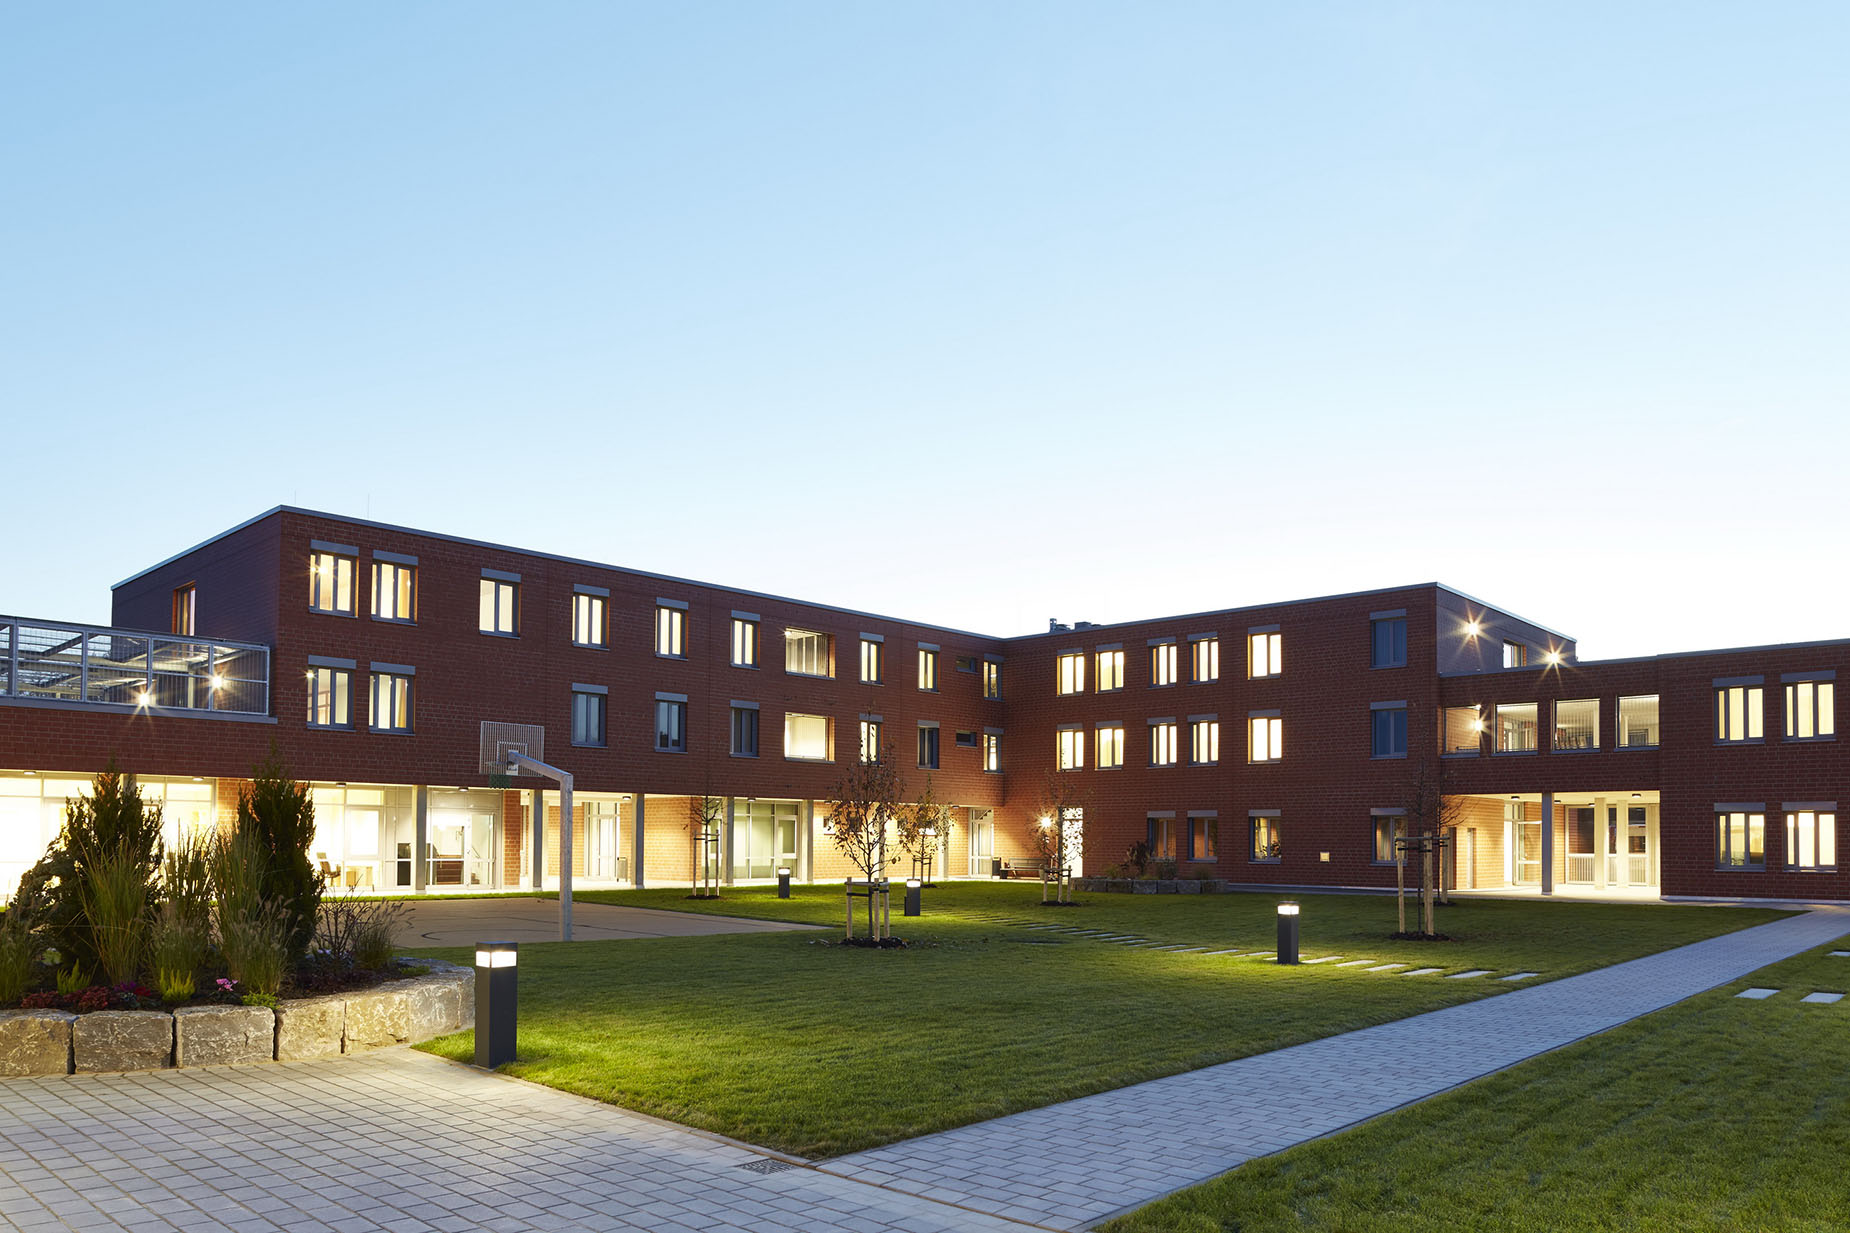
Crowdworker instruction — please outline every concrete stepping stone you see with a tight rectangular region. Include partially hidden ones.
[1829,951,1850,958]
[1302,956,1341,964]
[1336,959,1373,968]
[1501,972,1539,981]
[1173,947,1206,953]
[1402,968,1444,977]
[1447,970,1492,980]
[1736,988,1779,1000]
[1202,948,1246,955]
[1247,952,1276,960]
[1801,992,1844,1004]
[1366,963,1407,972]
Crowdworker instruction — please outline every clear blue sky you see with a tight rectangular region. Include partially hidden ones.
[5,3,1845,659]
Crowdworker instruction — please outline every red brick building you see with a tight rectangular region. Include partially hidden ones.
[1,507,1841,903]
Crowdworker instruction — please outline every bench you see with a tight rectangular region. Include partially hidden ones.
[995,858,1045,879]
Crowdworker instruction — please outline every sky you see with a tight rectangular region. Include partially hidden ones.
[4,3,1846,659]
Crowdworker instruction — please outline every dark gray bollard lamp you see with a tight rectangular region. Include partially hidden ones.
[475,941,518,1067]
[777,866,792,899]
[1275,901,1300,965]
[904,877,922,917]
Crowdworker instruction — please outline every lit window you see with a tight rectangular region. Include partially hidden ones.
[305,665,351,728]
[1150,722,1179,767]
[983,731,1000,772]
[1442,705,1482,755]
[1618,695,1660,748]
[1192,637,1220,683]
[918,724,940,769]
[1190,719,1219,765]
[1249,631,1281,678]
[572,592,606,647]
[1373,814,1406,864]
[1496,703,1538,752]
[1249,714,1282,763]
[1503,641,1528,668]
[1057,653,1085,695]
[171,584,196,636]
[1715,684,1764,743]
[1096,649,1124,692]
[731,705,759,757]
[859,719,882,764]
[1371,617,1407,669]
[369,671,412,734]
[1785,679,1836,741]
[785,629,833,677]
[1190,816,1218,862]
[1371,705,1407,758]
[310,551,355,615]
[1250,816,1280,863]
[1785,810,1838,871]
[1150,642,1178,688]
[918,648,938,692]
[479,578,518,635]
[784,712,830,761]
[1147,816,1174,860]
[656,604,686,658]
[572,689,607,747]
[1554,699,1598,751]
[1057,728,1085,770]
[1096,725,1125,769]
[655,698,687,752]
[983,660,1002,699]
[1716,810,1765,869]
[731,617,759,667]
[372,562,415,623]
[860,638,883,684]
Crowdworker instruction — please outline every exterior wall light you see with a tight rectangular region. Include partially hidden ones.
[209,675,224,690]
[474,941,518,1068]
[904,877,922,917]
[1276,901,1300,965]
[136,691,152,707]
[1465,620,1481,638]
[776,866,792,899]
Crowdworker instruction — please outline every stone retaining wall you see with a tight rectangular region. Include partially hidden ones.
[1076,877,1230,894]
[0,961,474,1078]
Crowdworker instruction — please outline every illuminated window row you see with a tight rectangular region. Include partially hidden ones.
[1716,805,1839,872]
[1144,813,1219,863]
[304,659,413,734]
[1442,696,1661,755]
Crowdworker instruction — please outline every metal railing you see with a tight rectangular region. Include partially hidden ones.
[0,616,270,716]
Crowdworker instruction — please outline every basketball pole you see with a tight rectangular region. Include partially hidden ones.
[507,751,575,941]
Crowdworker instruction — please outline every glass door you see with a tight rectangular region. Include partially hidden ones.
[1627,806,1649,885]
[1565,807,1595,883]
[733,800,799,880]
[429,810,497,889]
[584,800,622,881]
[968,809,994,877]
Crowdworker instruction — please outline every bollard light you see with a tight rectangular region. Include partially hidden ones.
[904,877,922,917]
[474,941,518,1067]
[776,867,792,898]
[1275,902,1300,965]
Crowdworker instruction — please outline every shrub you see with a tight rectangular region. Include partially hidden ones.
[351,904,405,971]
[235,747,321,970]
[150,904,207,1004]
[56,964,89,995]
[1182,862,1218,881]
[79,835,155,986]
[315,895,408,970]
[1124,841,1152,878]
[1150,858,1178,880]
[212,829,289,998]
[0,907,37,1004]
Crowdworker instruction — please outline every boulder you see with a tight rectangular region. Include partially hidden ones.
[174,1005,275,1067]
[274,996,346,1061]
[1132,880,1158,895]
[73,1010,172,1072]
[1176,880,1201,894]
[1106,879,1132,894]
[0,1009,75,1076]
[403,977,461,1042]
[343,984,410,1052]
[1156,879,1181,894]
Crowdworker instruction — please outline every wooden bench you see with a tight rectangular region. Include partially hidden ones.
[996,858,1045,879]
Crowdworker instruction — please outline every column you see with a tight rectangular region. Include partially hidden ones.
[1540,791,1555,896]
[723,796,736,886]
[631,793,647,889]
[1594,794,1609,889]
[529,786,544,891]
[412,786,429,893]
[802,800,815,882]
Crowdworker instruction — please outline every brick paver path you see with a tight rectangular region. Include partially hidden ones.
[821,907,1850,1229]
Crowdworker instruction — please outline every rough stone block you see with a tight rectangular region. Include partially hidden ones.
[454,968,475,1029]
[1106,879,1132,894]
[275,996,346,1061]
[344,984,410,1052]
[1156,880,1181,894]
[73,1010,172,1072]
[174,1005,275,1067]
[1132,880,1158,894]
[403,977,461,1042]
[1176,880,1201,894]
[0,1009,75,1076]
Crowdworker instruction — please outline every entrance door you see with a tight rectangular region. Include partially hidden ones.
[1464,828,1478,889]
[733,800,799,880]
[429,810,497,888]
[1509,802,1541,885]
[584,801,621,881]
[968,809,994,877]
[1627,805,1649,885]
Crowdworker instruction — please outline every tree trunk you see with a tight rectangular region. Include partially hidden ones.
[1421,841,1435,935]
[1396,850,1406,934]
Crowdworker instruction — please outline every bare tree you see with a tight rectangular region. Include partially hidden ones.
[1029,773,1088,904]
[686,787,722,899]
[896,773,951,887]
[824,743,903,939]
[1398,758,1464,935]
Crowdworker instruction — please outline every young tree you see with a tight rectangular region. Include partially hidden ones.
[235,746,320,968]
[823,743,903,938]
[1399,758,1464,936]
[686,787,722,898]
[896,774,951,887]
[1028,773,1088,904]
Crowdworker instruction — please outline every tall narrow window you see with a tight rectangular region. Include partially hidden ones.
[917,724,940,769]
[656,604,686,658]
[859,718,882,764]
[1785,679,1836,741]
[171,584,196,635]
[1785,810,1838,871]
[1373,814,1406,864]
[1189,718,1219,765]
[1248,631,1281,678]
[1371,705,1407,758]
[918,647,938,692]
[572,592,606,647]
[1502,641,1528,668]
[1250,816,1280,863]
[785,629,834,677]
[1150,642,1178,687]
[860,638,884,684]
[479,577,518,635]
[1191,816,1218,862]
[310,551,355,615]
[1192,637,1220,683]
[1096,725,1125,769]
[1249,713,1283,763]
[731,705,760,757]
[369,670,412,733]
[983,731,1000,772]
[1150,721,1179,767]
[372,562,415,622]
[1371,617,1407,669]
[1057,728,1085,770]
[983,659,1002,700]
[305,665,351,728]
[1716,810,1765,869]
[656,697,688,752]
[1057,653,1085,695]
[1715,683,1764,743]
[1147,816,1175,860]
[731,617,759,667]
[572,688,607,747]
[1096,648,1125,692]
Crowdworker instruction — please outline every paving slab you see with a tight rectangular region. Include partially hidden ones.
[1800,992,1843,1004]
[394,900,825,948]
[1737,987,1779,999]
[1501,971,1540,981]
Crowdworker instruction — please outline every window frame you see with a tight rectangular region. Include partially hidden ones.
[369,668,413,735]
[1057,652,1085,695]
[1617,695,1660,748]
[171,584,196,636]
[1715,809,1765,870]
[859,637,884,685]
[1249,814,1281,864]
[1371,703,1408,759]
[782,711,832,762]
[731,615,760,668]
[1149,720,1179,767]
[1495,702,1539,754]
[859,717,882,765]
[917,723,940,770]
[1553,698,1599,752]
[1249,712,1283,764]
[1191,635,1221,684]
[784,628,835,678]
[1372,812,1406,865]
[1248,629,1281,679]
[1370,615,1407,669]
[655,695,688,753]
[1715,682,1765,744]
[982,730,1001,773]
[1095,724,1125,770]
[571,687,608,748]
[371,560,416,624]
[1784,677,1836,742]
[1190,815,1219,863]
[1057,726,1085,771]
[1189,717,1220,766]
[478,576,519,636]
[1095,648,1125,693]
[655,602,687,659]
[1783,807,1838,872]
[571,590,608,648]
[310,550,357,616]
[983,658,1003,700]
[1149,641,1179,688]
[918,646,939,692]
[305,663,352,729]
[730,704,760,758]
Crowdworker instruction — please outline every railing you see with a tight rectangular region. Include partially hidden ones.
[0,616,270,716]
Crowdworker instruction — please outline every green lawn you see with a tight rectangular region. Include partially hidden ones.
[410,885,1790,1159]
[1101,944,1850,1233]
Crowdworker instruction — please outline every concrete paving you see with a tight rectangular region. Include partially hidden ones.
[392,898,824,948]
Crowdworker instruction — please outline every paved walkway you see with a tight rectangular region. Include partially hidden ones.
[393,898,824,947]
[821,906,1850,1229]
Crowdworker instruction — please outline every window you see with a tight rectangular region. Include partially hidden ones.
[655,696,687,752]
[1150,642,1178,687]
[731,705,760,757]
[785,629,833,677]
[784,712,830,761]
[1057,728,1085,770]
[983,659,1002,700]
[955,655,978,674]
[955,729,978,748]
[731,616,759,667]
[572,591,606,647]
[918,724,940,769]
[1249,713,1282,763]
[372,561,415,622]
[983,731,1000,772]
[1249,630,1281,678]
[1716,810,1765,869]
[918,647,938,692]
[1096,649,1124,692]
[310,550,355,615]
[656,603,686,658]
[171,585,195,636]
[305,665,351,728]
[1190,816,1218,862]
[1442,706,1482,755]
[572,688,607,747]
[1371,616,1407,669]
[1190,719,1220,765]
[1618,695,1660,748]
[1250,816,1280,863]
[479,577,518,635]
[1785,809,1838,871]
[1785,679,1836,741]
[1503,641,1528,668]
[1192,636,1220,683]
[1150,721,1179,767]
[1371,704,1408,758]
[859,718,882,764]
[1373,814,1406,864]
[369,670,412,733]
[1096,725,1125,769]
[1716,683,1764,743]
[1147,816,1174,860]
[1554,699,1598,751]
[859,638,884,684]
[1057,652,1085,695]
[1496,703,1538,752]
